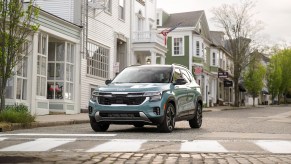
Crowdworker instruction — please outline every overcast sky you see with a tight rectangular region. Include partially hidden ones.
[157,0,291,45]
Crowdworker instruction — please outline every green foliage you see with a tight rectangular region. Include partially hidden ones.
[267,55,282,103]
[0,0,39,111]
[0,104,35,123]
[267,49,291,103]
[243,61,266,106]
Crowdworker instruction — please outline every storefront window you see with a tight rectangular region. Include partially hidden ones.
[16,56,28,100]
[37,33,47,97]
[47,40,75,100]
[5,78,14,99]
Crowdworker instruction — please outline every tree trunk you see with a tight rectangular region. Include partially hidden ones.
[234,79,240,107]
[0,78,7,112]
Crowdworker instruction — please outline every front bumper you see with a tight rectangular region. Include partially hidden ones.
[89,99,165,125]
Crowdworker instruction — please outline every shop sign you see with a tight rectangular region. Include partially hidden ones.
[218,72,228,78]
[224,80,233,87]
[194,67,203,75]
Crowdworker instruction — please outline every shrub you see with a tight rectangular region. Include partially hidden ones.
[0,104,35,124]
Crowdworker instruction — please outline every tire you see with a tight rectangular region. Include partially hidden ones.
[189,102,202,128]
[133,123,144,128]
[158,103,175,133]
[90,117,110,132]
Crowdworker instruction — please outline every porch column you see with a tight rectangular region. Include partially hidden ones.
[150,51,156,64]
[30,32,39,115]
[160,55,165,64]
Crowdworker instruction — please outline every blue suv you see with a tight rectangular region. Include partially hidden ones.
[88,64,203,133]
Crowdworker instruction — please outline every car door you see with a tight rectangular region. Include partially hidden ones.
[186,69,201,115]
[180,68,194,114]
[172,67,189,117]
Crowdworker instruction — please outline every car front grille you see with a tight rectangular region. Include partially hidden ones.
[99,111,140,118]
[98,92,146,105]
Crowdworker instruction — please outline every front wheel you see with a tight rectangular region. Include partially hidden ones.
[90,117,110,132]
[158,103,175,133]
[189,102,202,128]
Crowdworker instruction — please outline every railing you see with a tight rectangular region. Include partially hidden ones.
[132,31,165,46]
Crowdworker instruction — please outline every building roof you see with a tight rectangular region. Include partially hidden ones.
[161,10,204,28]
[210,31,224,47]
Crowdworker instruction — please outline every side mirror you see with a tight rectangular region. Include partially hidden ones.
[175,78,187,85]
[105,80,112,85]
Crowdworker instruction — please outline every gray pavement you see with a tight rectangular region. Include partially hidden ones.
[0,105,288,132]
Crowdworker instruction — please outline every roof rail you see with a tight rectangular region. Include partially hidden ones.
[171,63,188,68]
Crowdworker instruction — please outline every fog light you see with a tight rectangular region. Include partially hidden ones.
[153,107,160,115]
[88,106,93,114]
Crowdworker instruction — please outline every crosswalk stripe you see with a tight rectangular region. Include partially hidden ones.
[0,133,116,137]
[180,140,228,152]
[0,138,76,152]
[0,137,7,141]
[254,140,291,154]
[86,139,147,152]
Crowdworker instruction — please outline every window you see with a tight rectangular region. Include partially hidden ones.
[196,41,200,56]
[5,42,30,100]
[156,13,160,26]
[47,41,75,100]
[65,43,75,100]
[173,68,182,83]
[118,0,125,20]
[16,56,28,100]
[105,0,112,13]
[202,43,204,56]
[173,37,183,56]
[212,52,216,66]
[16,42,29,100]
[181,69,191,84]
[36,33,47,97]
[87,42,109,79]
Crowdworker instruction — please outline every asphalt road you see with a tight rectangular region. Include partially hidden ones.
[0,106,291,163]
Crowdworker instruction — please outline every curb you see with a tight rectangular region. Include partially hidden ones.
[0,120,89,132]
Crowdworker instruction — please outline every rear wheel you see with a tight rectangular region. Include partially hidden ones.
[158,103,175,133]
[189,102,202,128]
[90,117,110,132]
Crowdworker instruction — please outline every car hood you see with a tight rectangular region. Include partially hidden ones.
[96,83,171,93]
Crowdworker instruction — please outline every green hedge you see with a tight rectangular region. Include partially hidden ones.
[0,104,35,124]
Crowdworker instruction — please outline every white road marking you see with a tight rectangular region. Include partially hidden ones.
[0,133,116,137]
[0,137,7,141]
[86,139,147,152]
[254,140,291,154]
[180,140,228,153]
[0,138,76,152]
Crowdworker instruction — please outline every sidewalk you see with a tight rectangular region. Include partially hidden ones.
[0,105,278,132]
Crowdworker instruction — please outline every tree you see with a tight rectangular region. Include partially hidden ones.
[243,55,266,106]
[212,0,263,106]
[277,49,291,103]
[0,0,39,112]
[266,55,282,104]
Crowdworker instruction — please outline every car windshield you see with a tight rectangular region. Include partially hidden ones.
[112,66,172,83]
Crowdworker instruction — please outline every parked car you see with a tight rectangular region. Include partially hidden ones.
[88,64,203,133]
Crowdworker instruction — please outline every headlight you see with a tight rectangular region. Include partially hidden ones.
[144,92,162,101]
[91,91,99,102]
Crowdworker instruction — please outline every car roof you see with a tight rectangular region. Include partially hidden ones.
[129,64,188,69]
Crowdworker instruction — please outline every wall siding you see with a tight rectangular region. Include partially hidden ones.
[80,0,131,110]
[35,0,75,23]
[37,13,80,40]
[165,36,189,69]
